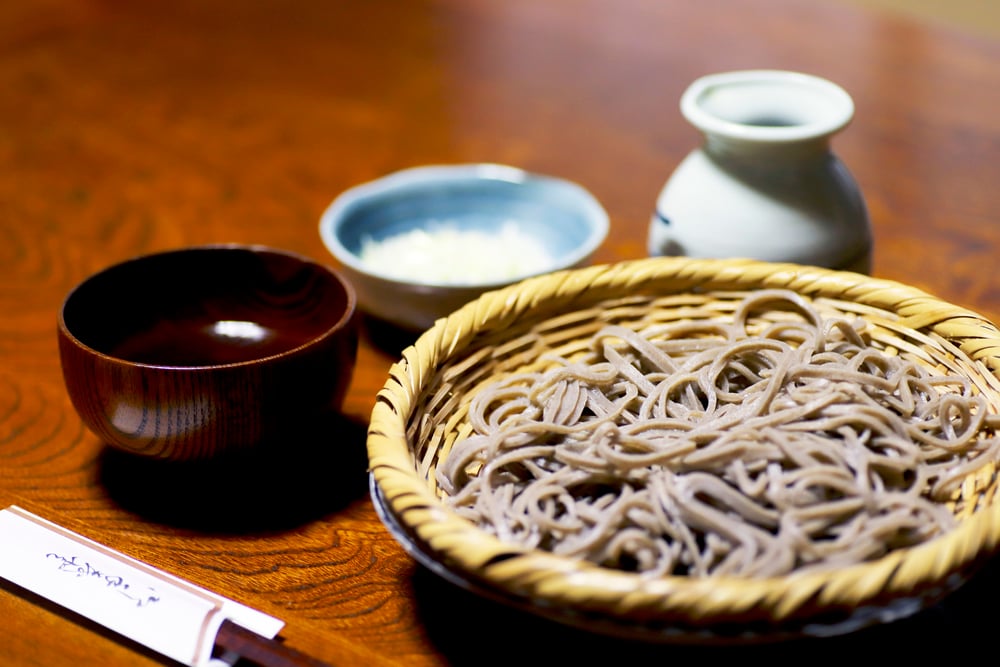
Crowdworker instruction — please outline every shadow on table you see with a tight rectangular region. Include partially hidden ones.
[96,410,370,534]
[409,552,1000,664]
[360,314,423,357]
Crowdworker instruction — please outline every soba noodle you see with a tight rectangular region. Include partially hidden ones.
[435,289,1000,578]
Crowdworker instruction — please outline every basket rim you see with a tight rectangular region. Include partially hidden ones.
[367,256,1000,634]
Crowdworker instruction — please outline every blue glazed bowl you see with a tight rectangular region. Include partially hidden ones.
[318,163,610,331]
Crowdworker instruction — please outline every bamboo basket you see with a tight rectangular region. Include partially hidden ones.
[367,257,1000,642]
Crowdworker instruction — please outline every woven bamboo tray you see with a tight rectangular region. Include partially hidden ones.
[367,257,1000,642]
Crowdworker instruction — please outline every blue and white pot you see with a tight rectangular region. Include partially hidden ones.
[648,69,872,273]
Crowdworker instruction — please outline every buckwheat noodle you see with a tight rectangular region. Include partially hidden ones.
[435,290,1000,578]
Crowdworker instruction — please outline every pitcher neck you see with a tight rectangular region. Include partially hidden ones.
[703,133,833,164]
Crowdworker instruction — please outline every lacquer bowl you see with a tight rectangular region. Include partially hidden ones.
[58,244,358,461]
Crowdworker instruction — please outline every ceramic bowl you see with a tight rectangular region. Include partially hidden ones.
[57,244,358,461]
[318,163,610,332]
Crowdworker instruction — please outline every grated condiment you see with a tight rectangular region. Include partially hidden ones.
[358,221,553,284]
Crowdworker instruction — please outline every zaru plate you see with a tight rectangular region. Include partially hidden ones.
[367,257,1000,645]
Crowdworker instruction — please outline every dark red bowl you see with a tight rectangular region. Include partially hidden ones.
[58,244,358,461]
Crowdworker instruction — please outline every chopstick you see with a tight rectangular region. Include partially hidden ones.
[215,619,333,667]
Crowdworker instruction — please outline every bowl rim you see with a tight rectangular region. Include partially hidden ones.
[317,163,611,289]
[368,255,1000,640]
[680,69,855,144]
[57,243,358,370]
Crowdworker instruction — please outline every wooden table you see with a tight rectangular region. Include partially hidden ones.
[2,0,999,664]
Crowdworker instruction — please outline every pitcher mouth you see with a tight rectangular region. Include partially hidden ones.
[681,69,855,143]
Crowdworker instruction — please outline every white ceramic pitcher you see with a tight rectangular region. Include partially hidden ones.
[648,70,872,273]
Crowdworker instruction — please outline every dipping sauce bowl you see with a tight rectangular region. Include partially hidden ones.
[57,244,358,461]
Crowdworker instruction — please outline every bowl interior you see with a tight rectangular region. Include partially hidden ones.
[61,246,355,367]
[321,165,609,287]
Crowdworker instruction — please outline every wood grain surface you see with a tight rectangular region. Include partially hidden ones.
[1,0,999,665]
